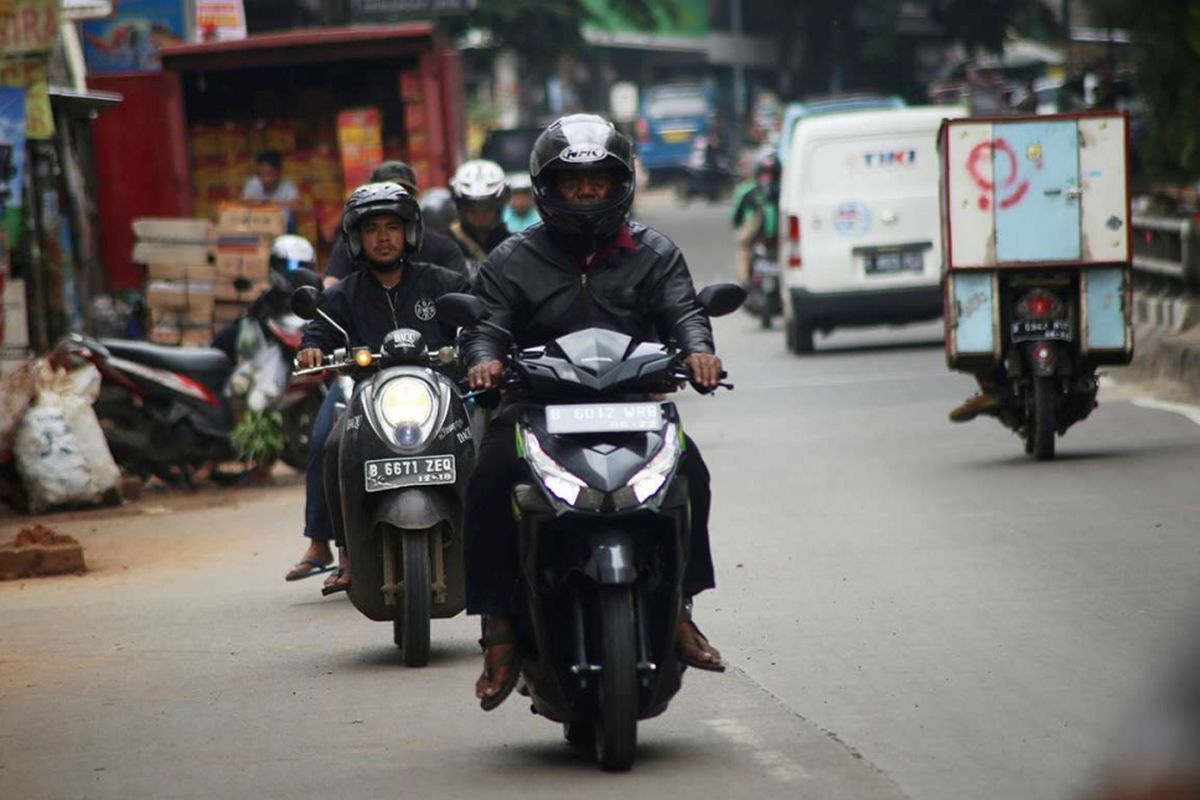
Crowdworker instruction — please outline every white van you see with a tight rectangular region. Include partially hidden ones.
[778,106,965,352]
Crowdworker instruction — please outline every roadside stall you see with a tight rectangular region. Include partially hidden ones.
[88,23,465,290]
[939,111,1132,459]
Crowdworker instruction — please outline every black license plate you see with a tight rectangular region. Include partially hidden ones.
[364,455,456,493]
[1011,318,1072,343]
[866,249,924,274]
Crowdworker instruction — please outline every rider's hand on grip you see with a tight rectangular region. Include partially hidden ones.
[296,348,324,369]
[468,359,505,391]
[684,353,723,391]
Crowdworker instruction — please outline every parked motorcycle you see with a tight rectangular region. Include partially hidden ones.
[290,286,479,666]
[58,268,325,482]
[436,283,743,772]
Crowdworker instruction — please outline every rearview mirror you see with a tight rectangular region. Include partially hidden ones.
[436,293,486,328]
[290,286,323,321]
[290,267,323,290]
[696,283,746,318]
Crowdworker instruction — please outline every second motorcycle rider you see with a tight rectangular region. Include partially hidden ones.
[460,114,727,708]
[290,182,471,591]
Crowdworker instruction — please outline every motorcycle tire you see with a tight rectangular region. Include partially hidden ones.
[393,530,432,667]
[594,585,638,772]
[280,392,323,472]
[1029,375,1056,461]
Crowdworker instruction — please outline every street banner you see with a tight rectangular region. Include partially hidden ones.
[194,0,246,43]
[0,0,59,56]
[337,108,384,194]
[0,86,27,250]
[0,59,53,140]
[81,0,186,74]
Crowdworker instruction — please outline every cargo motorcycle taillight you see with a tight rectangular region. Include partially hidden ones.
[1015,289,1065,321]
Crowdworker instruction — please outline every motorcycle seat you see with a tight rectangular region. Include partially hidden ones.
[100,338,232,374]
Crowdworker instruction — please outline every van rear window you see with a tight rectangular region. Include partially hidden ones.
[804,136,939,193]
[646,93,707,120]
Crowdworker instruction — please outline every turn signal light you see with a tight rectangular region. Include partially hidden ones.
[354,349,374,367]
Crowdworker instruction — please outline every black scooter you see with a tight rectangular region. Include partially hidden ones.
[290,286,480,666]
[436,284,743,771]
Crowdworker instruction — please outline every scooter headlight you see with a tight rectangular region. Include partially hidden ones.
[522,428,589,506]
[376,377,437,448]
[625,423,681,504]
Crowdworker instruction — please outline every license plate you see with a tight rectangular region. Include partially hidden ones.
[1011,318,1072,343]
[866,249,924,274]
[661,129,692,143]
[364,455,456,493]
[753,259,780,276]
[545,403,663,434]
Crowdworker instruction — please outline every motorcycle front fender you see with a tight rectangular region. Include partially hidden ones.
[370,487,460,531]
[580,529,638,585]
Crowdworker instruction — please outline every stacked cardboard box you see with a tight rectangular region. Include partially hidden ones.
[132,219,216,347]
[213,203,287,325]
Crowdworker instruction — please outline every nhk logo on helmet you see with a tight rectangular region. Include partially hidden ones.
[560,145,608,164]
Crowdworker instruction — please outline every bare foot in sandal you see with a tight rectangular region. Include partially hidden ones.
[321,547,351,596]
[677,617,725,672]
[476,615,519,710]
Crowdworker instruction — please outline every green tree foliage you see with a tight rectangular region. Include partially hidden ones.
[1085,0,1200,182]
[454,0,675,65]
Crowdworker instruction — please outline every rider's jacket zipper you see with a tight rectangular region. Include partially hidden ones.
[384,287,399,329]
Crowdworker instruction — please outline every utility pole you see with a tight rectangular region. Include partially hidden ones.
[730,0,746,125]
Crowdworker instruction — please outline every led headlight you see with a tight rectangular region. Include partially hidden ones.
[376,377,437,448]
[627,423,680,504]
[522,429,589,505]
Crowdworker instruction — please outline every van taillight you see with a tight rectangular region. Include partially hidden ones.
[787,214,802,268]
[635,119,649,142]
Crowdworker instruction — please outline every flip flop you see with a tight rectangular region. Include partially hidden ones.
[477,630,521,711]
[677,619,726,673]
[285,557,335,582]
[321,567,351,596]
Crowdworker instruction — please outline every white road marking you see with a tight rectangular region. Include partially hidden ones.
[705,716,813,783]
[1131,397,1200,428]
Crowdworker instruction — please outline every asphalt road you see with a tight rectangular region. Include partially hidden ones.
[4,192,1200,800]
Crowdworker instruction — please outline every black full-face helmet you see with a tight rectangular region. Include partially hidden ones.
[341,182,424,262]
[530,114,635,244]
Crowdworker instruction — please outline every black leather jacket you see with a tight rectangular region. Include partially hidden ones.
[462,222,714,366]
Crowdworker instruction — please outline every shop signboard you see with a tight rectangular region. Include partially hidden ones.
[81,0,186,74]
[337,108,384,195]
[581,0,707,40]
[350,0,475,23]
[0,0,59,56]
[194,0,246,43]
[0,86,26,249]
[0,59,52,140]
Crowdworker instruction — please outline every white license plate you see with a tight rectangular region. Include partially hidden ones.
[867,249,924,274]
[545,403,663,434]
[364,455,456,493]
[1011,319,1072,343]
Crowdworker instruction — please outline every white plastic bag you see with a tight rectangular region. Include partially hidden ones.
[14,393,94,512]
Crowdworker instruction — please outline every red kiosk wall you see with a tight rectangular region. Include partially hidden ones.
[88,73,192,292]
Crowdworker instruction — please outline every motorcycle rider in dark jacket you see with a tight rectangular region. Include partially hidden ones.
[322,161,467,287]
[286,182,470,592]
[460,114,726,709]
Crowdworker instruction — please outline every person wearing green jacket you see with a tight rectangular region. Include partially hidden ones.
[731,151,780,284]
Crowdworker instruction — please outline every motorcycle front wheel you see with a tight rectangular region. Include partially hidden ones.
[280,392,322,471]
[594,585,638,772]
[393,530,432,667]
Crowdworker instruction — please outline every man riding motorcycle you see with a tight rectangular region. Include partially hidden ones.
[323,160,467,287]
[460,114,726,709]
[731,150,780,286]
[448,159,512,264]
[286,183,471,590]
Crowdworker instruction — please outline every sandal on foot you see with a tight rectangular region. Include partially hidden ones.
[285,557,334,582]
[477,630,521,711]
[677,619,726,673]
[321,567,351,596]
